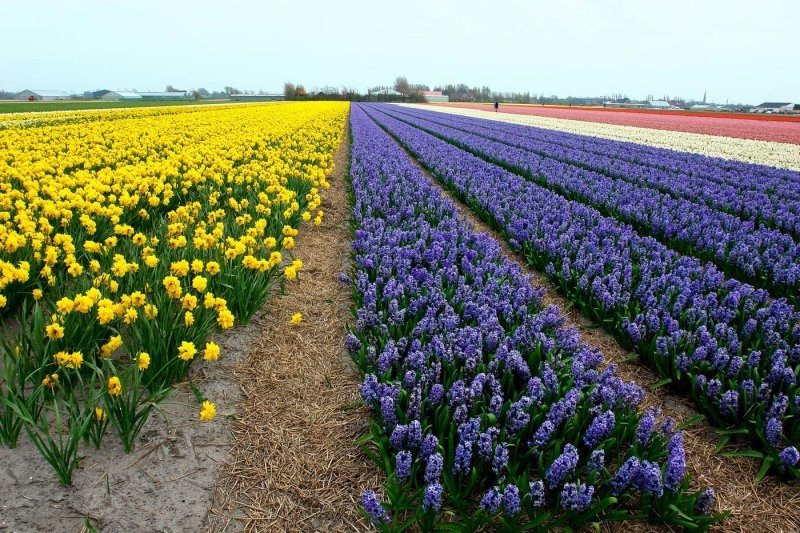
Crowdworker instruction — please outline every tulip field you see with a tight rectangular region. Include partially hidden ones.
[2,100,800,530]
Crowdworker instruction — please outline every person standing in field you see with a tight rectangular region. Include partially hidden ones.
[494,100,499,112]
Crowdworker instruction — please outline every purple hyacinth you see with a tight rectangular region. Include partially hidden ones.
[345,332,361,354]
[588,449,605,472]
[407,420,423,449]
[503,485,521,517]
[506,396,532,434]
[425,452,443,483]
[632,460,664,496]
[422,482,443,512]
[429,383,445,405]
[719,389,739,416]
[421,434,439,460]
[766,417,783,447]
[362,490,390,523]
[611,456,640,495]
[560,482,595,511]
[695,488,715,514]
[546,444,579,488]
[583,410,615,448]
[636,409,656,446]
[396,450,413,480]
[380,395,396,427]
[664,432,686,491]
[480,486,502,514]
[492,442,509,475]
[452,442,472,475]
[390,424,407,449]
[780,446,800,468]
[529,480,545,507]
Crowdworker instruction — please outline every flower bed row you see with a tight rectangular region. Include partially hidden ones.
[396,105,800,237]
[407,104,800,171]
[360,104,800,480]
[0,102,347,483]
[438,103,800,145]
[378,105,800,301]
[347,103,719,530]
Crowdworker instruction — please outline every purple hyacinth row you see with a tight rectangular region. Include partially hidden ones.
[360,104,800,479]
[347,104,718,529]
[405,105,800,235]
[377,105,800,300]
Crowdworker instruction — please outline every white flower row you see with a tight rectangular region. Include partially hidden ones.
[400,104,800,171]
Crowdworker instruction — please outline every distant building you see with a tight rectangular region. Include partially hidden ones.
[603,100,647,108]
[100,90,143,101]
[372,88,404,97]
[229,94,284,102]
[137,91,191,100]
[421,90,449,103]
[690,104,721,111]
[752,102,795,113]
[647,100,673,109]
[14,89,71,101]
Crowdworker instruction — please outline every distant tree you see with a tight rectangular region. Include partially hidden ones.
[197,88,210,98]
[394,76,410,95]
[224,86,240,96]
[166,84,184,92]
[295,85,307,97]
[284,82,296,100]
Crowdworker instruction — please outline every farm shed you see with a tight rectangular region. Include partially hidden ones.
[421,90,450,103]
[648,100,673,109]
[137,91,190,100]
[752,102,795,113]
[14,89,71,101]
[100,90,142,101]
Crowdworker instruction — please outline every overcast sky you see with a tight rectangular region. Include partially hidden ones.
[2,0,797,103]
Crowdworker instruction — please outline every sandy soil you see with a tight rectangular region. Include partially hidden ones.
[0,315,260,532]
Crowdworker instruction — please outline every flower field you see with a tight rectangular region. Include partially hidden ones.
[3,98,800,530]
[440,103,800,144]
[412,104,800,170]
[0,102,347,482]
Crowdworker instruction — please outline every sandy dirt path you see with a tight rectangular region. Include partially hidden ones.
[206,122,380,532]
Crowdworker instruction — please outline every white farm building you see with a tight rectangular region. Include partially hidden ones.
[100,90,142,101]
[14,89,71,101]
[421,90,450,103]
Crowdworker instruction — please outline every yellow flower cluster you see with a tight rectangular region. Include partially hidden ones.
[0,102,348,451]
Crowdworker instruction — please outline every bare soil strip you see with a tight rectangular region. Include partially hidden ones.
[207,124,380,532]
[389,134,800,532]
[0,310,254,531]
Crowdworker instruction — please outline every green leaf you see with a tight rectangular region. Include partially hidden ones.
[649,378,672,391]
[720,449,764,459]
[754,456,775,484]
[676,414,705,430]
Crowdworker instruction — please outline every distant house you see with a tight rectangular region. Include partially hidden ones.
[230,94,284,102]
[752,102,794,113]
[421,90,449,103]
[690,104,720,111]
[137,91,191,100]
[100,90,142,101]
[14,89,71,101]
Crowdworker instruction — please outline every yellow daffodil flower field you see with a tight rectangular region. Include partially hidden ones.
[0,102,348,483]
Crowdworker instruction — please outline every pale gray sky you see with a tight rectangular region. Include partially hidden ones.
[1,0,797,103]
